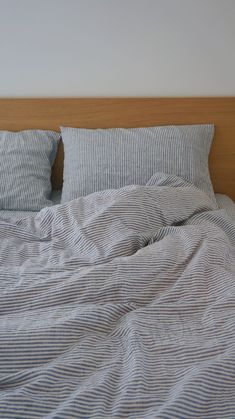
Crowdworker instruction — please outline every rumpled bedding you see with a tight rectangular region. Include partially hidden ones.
[0,173,235,418]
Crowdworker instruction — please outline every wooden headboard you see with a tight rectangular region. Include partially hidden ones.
[0,97,235,201]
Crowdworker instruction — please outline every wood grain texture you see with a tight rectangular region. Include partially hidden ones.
[0,97,234,200]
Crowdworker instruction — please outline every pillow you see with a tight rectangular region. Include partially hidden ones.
[60,124,215,203]
[0,130,60,210]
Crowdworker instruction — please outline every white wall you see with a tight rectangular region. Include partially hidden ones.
[0,0,234,97]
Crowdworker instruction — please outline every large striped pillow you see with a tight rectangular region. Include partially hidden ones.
[61,125,215,204]
[0,130,60,210]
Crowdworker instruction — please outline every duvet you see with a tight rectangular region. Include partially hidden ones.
[0,173,235,419]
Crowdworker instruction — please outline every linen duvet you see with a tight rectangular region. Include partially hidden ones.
[0,173,235,418]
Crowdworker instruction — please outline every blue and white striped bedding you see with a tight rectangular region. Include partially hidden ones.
[0,130,60,211]
[1,191,234,224]
[216,194,235,223]
[0,189,62,222]
[0,174,235,418]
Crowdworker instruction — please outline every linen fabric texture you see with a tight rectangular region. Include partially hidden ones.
[0,130,60,210]
[61,124,215,203]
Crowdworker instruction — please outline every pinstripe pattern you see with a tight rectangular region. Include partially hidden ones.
[216,194,235,223]
[0,174,235,418]
[61,124,215,204]
[0,130,60,210]
[0,190,62,222]
[1,192,234,224]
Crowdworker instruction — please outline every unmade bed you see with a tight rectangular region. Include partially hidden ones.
[0,98,235,419]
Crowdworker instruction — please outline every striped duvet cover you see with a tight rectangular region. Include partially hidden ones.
[0,174,235,418]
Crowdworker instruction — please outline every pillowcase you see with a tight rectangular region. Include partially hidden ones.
[0,130,60,210]
[60,124,215,203]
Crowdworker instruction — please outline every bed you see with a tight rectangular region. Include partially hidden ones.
[0,97,235,418]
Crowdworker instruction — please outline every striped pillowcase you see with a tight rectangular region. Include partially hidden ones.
[0,130,60,210]
[61,125,215,203]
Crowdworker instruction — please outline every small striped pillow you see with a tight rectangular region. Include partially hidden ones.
[0,130,60,210]
[61,124,215,203]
